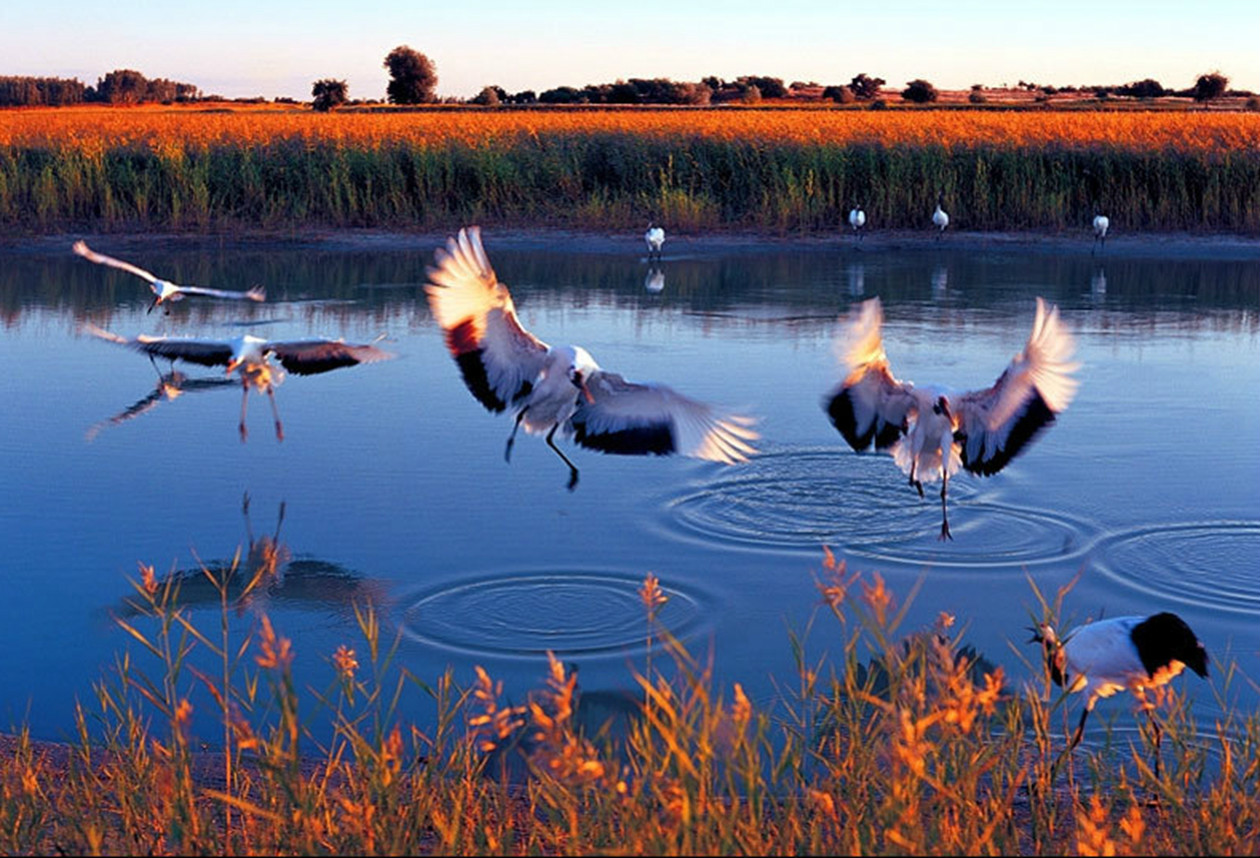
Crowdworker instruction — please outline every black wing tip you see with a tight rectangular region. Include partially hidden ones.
[960,393,1057,476]
[571,419,675,457]
[824,387,888,452]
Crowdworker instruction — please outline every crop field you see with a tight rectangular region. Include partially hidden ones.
[2,104,1259,234]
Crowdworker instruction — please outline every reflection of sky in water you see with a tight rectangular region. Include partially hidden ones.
[0,239,1257,747]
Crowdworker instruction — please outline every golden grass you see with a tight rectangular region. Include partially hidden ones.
[3,103,1260,152]
[3,105,1260,234]
[2,539,1258,855]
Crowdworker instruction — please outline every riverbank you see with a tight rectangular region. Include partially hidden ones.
[4,225,1260,263]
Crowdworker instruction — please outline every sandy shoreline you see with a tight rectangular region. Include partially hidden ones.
[2,225,1259,261]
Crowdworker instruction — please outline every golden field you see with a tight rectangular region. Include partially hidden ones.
[2,103,1259,234]
[4,103,1260,151]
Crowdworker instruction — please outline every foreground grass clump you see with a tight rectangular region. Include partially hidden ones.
[2,547,1259,855]
[2,107,1259,234]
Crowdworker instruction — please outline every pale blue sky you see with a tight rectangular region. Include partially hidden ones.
[3,0,1257,100]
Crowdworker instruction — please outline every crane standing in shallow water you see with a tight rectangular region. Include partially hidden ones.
[932,193,950,238]
[1092,213,1110,254]
[644,222,666,262]
[822,296,1079,539]
[1030,611,1209,778]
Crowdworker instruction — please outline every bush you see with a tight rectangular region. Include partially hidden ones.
[1247,96,1260,111]
[869,98,888,110]
[969,90,988,104]
[901,79,938,104]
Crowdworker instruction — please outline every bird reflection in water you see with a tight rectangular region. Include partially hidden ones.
[111,493,389,620]
[644,267,665,294]
[85,370,238,442]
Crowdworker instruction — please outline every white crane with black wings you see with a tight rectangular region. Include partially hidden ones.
[823,296,1079,539]
[425,226,758,490]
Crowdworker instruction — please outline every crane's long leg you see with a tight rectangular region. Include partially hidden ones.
[265,385,284,442]
[505,406,529,463]
[238,384,250,442]
[939,474,953,541]
[545,424,580,491]
[1069,704,1091,750]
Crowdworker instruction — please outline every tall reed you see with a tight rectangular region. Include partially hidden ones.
[2,542,1258,855]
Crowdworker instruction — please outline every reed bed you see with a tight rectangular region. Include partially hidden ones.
[2,106,1259,234]
[3,546,1258,856]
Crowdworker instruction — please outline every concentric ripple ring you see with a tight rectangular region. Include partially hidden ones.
[1091,521,1260,615]
[659,447,1098,568]
[397,569,713,659]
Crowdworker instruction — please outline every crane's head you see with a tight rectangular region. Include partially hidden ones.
[1027,623,1067,687]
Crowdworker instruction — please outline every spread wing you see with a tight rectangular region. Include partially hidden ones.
[953,297,1080,476]
[822,297,916,452]
[266,340,395,375]
[73,241,160,285]
[425,226,549,413]
[569,370,759,464]
[82,322,235,367]
[177,284,267,303]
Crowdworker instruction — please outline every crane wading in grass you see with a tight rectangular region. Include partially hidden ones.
[82,324,394,442]
[425,226,759,490]
[822,296,1079,539]
[1030,612,1209,778]
[73,241,266,314]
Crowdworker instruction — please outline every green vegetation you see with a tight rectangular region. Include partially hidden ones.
[2,548,1257,855]
[3,131,1259,235]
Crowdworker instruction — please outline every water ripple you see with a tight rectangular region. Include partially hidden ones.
[1092,521,1260,615]
[659,447,1097,568]
[397,569,713,659]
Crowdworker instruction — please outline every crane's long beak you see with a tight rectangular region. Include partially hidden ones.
[226,358,241,376]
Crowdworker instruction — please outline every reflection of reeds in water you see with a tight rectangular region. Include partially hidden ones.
[110,495,389,620]
[7,549,1258,854]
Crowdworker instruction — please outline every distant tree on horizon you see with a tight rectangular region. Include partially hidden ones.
[823,84,855,104]
[901,78,938,104]
[311,78,348,112]
[384,45,438,104]
[1193,71,1228,102]
[470,85,505,106]
[849,73,885,101]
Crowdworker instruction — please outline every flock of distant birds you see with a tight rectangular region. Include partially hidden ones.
[70,207,1203,771]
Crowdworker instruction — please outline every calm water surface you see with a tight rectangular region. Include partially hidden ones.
[1,234,1257,750]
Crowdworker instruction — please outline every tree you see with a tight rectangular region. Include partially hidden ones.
[901,78,938,104]
[383,45,437,104]
[1192,71,1228,102]
[311,78,348,112]
[95,69,148,104]
[470,85,504,106]
[823,85,855,104]
[1120,78,1164,99]
[849,73,885,101]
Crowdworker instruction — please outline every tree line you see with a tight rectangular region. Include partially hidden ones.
[0,70,201,107]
